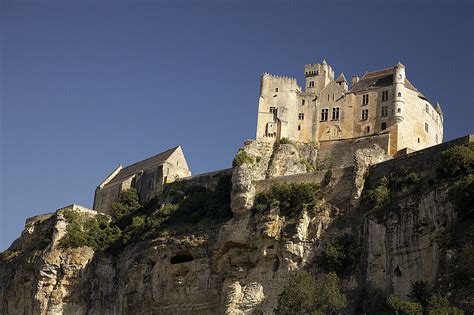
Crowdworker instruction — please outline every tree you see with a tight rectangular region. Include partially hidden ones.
[110,188,141,219]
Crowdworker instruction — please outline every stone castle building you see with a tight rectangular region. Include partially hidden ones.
[93,146,191,213]
[256,60,444,155]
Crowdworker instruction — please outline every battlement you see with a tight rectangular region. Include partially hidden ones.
[261,73,298,83]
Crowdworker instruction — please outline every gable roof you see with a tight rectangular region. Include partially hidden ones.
[349,67,420,94]
[104,146,179,188]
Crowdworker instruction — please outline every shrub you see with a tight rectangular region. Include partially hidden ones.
[253,182,322,217]
[110,188,141,220]
[438,143,474,178]
[360,170,421,222]
[60,210,121,251]
[428,294,464,315]
[232,150,254,167]
[300,158,315,172]
[407,281,431,309]
[279,137,292,144]
[387,295,423,314]
[275,272,347,314]
[0,250,19,261]
[318,234,358,276]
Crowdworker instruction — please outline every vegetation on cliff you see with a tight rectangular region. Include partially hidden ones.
[275,271,347,314]
[59,175,233,251]
[232,150,254,167]
[253,182,322,217]
[360,168,421,222]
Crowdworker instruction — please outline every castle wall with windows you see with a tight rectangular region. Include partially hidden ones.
[256,60,444,155]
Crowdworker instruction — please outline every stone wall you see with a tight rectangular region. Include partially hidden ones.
[317,133,391,168]
[366,134,473,185]
[170,168,233,191]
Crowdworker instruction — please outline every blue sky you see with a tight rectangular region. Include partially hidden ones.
[1,0,473,250]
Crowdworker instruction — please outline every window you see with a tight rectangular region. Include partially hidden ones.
[302,99,305,105]
[298,113,305,120]
[332,94,335,101]
[425,123,429,133]
[309,81,314,88]
[436,134,439,143]
[425,104,429,113]
[397,108,402,113]
[332,107,340,120]
[381,122,387,130]
[361,109,369,120]
[366,126,370,133]
[382,90,389,102]
[418,138,420,143]
[328,94,330,101]
[397,92,402,97]
[298,125,301,131]
[320,108,328,121]
[275,88,279,92]
[269,106,277,114]
[381,106,388,117]
[362,94,369,105]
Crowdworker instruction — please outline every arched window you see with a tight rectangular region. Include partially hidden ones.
[381,122,387,130]
[397,92,402,97]
[397,108,402,113]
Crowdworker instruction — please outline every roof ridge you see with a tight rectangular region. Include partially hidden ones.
[120,146,179,171]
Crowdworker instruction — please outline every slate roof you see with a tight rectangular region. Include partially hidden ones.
[104,146,179,188]
[349,67,420,94]
[335,73,347,83]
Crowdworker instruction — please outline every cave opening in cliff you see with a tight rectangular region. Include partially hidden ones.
[170,252,195,264]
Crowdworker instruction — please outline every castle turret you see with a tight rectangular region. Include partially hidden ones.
[393,61,406,123]
[335,73,348,91]
[304,60,334,94]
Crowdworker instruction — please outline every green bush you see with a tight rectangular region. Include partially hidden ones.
[110,188,141,220]
[360,170,421,222]
[387,295,423,314]
[275,272,347,314]
[120,175,233,243]
[279,137,292,144]
[438,143,474,178]
[60,210,121,251]
[232,150,254,167]
[301,158,315,172]
[0,250,20,261]
[318,234,358,276]
[253,182,322,217]
[428,294,464,315]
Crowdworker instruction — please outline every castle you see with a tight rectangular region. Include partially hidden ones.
[256,60,444,155]
[93,60,446,213]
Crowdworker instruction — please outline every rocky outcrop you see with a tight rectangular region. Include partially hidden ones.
[1,138,472,314]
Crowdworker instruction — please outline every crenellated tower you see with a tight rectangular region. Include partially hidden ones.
[304,60,334,94]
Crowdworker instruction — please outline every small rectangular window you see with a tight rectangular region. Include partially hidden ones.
[381,106,388,117]
[298,113,304,120]
[320,108,328,121]
[309,81,314,88]
[332,107,340,120]
[269,106,276,114]
[302,99,305,105]
[382,91,389,102]
[362,94,369,105]
[425,104,429,113]
[425,123,429,132]
[361,109,369,120]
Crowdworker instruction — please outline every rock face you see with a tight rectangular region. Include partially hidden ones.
[1,139,471,314]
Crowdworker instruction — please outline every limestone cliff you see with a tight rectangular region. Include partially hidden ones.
[1,137,472,314]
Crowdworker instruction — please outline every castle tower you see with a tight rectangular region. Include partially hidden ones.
[304,60,334,94]
[393,61,406,123]
[435,101,444,123]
